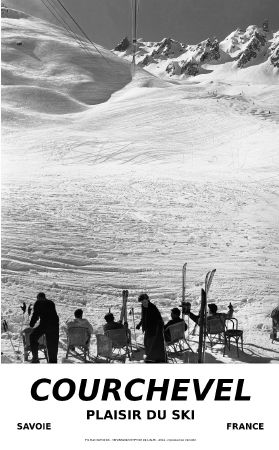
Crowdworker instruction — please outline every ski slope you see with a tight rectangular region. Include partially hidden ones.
[1,8,279,363]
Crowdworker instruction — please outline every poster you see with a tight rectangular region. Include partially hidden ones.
[1,0,279,448]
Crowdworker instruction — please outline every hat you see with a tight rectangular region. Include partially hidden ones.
[171,307,181,316]
[104,312,114,322]
[208,303,218,314]
[138,293,149,302]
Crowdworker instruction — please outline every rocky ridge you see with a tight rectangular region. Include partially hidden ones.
[114,23,279,78]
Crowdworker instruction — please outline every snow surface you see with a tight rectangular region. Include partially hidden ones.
[1,8,279,363]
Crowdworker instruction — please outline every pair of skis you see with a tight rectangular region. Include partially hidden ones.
[120,290,142,352]
[182,263,216,321]
[120,290,141,353]
[109,290,128,327]
[181,262,216,363]
[198,269,216,363]
[182,263,187,321]
[119,290,129,324]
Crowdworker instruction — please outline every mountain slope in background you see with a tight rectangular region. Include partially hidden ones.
[1,6,131,112]
[114,23,279,79]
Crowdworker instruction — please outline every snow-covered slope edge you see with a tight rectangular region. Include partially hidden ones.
[1,6,132,116]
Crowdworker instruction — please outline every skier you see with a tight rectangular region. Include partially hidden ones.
[29,292,59,363]
[136,293,166,363]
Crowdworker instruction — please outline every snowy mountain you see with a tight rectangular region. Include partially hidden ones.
[269,31,279,67]
[114,23,279,78]
[220,24,279,69]
[114,35,231,78]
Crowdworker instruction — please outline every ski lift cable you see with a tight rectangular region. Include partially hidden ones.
[40,0,111,64]
[130,0,140,40]
[41,0,97,61]
[41,0,93,59]
[44,0,95,58]
[130,0,140,72]
[54,0,112,66]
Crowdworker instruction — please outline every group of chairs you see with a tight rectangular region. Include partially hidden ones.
[21,315,244,363]
[21,328,48,362]
[164,316,244,362]
[21,326,132,363]
[206,317,244,357]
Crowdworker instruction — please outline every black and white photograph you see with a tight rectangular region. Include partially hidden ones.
[1,0,279,447]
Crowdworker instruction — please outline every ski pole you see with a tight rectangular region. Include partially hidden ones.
[2,320,20,360]
[182,262,187,321]
[185,314,191,363]
[130,307,139,350]
[16,302,27,354]
[198,289,206,363]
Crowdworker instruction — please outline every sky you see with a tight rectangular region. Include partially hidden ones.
[5,0,279,48]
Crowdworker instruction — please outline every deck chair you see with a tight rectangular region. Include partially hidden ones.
[96,334,113,362]
[224,318,243,357]
[106,328,131,362]
[165,322,194,363]
[65,327,90,362]
[21,328,48,362]
[96,329,131,363]
[205,315,228,355]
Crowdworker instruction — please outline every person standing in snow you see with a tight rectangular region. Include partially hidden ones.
[29,292,59,363]
[270,305,279,340]
[136,293,166,363]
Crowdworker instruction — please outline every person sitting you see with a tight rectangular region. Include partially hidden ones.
[184,302,234,325]
[103,313,124,332]
[164,307,187,342]
[66,309,93,345]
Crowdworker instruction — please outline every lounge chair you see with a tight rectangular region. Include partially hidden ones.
[21,328,48,362]
[206,316,243,358]
[96,328,131,363]
[206,315,227,355]
[96,334,113,362]
[65,327,90,362]
[164,321,194,363]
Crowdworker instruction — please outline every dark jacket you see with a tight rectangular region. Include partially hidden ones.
[103,321,124,332]
[164,317,186,330]
[30,298,59,329]
[140,302,164,336]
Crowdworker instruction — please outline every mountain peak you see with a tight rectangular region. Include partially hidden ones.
[114,23,279,79]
